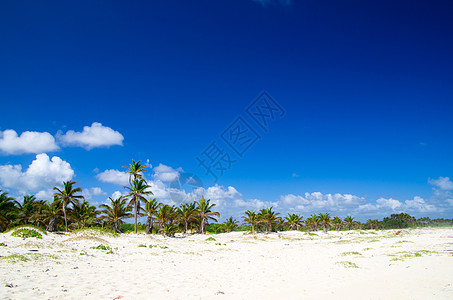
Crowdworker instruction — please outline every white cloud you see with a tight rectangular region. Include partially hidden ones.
[375,197,403,211]
[83,187,106,200]
[153,164,181,182]
[96,169,129,185]
[234,198,277,211]
[57,122,123,150]
[429,177,453,190]
[0,129,59,155]
[111,191,124,200]
[0,153,74,195]
[405,196,437,213]
[279,192,365,214]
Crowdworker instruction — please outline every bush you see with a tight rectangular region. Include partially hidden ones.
[90,244,112,251]
[5,225,47,235]
[11,228,42,239]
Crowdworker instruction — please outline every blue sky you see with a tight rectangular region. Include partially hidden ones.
[1,0,452,221]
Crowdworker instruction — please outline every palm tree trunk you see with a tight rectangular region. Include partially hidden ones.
[201,216,205,234]
[134,201,138,234]
[145,216,152,234]
[47,217,56,232]
[63,204,68,232]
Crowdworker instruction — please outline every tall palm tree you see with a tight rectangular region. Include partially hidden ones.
[344,216,355,231]
[99,196,132,233]
[143,198,161,234]
[258,207,279,233]
[53,181,84,232]
[242,210,258,234]
[124,178,153,233]
[124,159,147,184]
[285,213,304,230]
[176,202,197,234]
[332,216,343,231]
[0,190,19,231]
[318,213,331,233]
[196,196,220,234]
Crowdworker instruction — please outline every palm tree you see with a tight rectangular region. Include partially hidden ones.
[143,198,161,234]
[34,197,63,232]
[124,159,147,184]
[285,213,304,230]
[258,207,279,233]
[305,214,320,231]
[69,199,99,229]
[124,178,153,233]
[318,213,331,233]
[0,190,19,231]
[176,202,197,234]
[155,204,177,236]
[242,210,258,234]
[17,195,37,225]
[332,216,343,231]
[365,219,379,230]
[196,196,220,234]
[223,217,238,232]
[344,216,355,231]
[53,181,84,232]
[99,196,132,233]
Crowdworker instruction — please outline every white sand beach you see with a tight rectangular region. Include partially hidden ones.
[1,227,452,300]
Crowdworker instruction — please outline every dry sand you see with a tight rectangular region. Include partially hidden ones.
[1,227,452,299]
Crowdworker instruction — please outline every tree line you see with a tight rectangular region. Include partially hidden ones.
[1,160,452,235]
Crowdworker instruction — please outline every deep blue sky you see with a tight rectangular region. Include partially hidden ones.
[1,0,452,220]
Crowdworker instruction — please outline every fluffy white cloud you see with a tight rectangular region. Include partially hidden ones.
[405,196,437,213]
[375,197,403,211]
[0,129,59,155]
[96,169,129,185]
[0,153,74,194]
[429,177,453,190]
[153,164,182,182]
[279,192,365,214]
[57,122,123,150]
[82,187,106,200]
[234,198,277,211]
[110,191,124,200]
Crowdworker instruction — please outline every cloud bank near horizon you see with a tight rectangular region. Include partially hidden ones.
[1,156,452,220]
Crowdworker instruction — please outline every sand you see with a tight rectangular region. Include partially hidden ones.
[1,227,452,299]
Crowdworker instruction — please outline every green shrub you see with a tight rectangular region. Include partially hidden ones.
[90,244,112,251]
[205,237,216,242]
[11,228,42,239]
[5,225,47,235]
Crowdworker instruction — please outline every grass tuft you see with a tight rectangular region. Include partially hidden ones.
[11,228,42,239]
[341,251,362,256]
[336,261,359,268]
